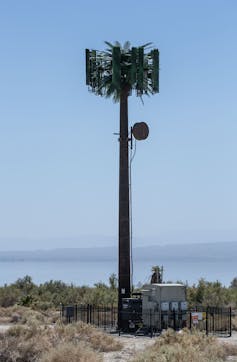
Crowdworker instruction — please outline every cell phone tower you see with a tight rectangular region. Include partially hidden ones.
[85,41,159,328]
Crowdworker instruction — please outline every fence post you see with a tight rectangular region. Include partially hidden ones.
[118,308,121,335]
[82,304,85,323]
[104,306,107,330]
[60,303,63,320]
[149,309,153,338]
[212,309,215,333]
[173,309,176,331]
[97,306,100,327]
[87,304,90,324]
[111,305,113,330]
[206,307,208,336]
[90,305,93,324]
[75,304,78,322]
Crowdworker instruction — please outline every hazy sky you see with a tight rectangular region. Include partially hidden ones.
[0,1,236,250]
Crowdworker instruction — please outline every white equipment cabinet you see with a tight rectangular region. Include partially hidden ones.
[141,283,187,328]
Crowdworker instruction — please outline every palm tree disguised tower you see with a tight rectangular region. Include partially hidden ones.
[85,41,159,323]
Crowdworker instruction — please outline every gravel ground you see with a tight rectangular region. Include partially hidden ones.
[0,324,11,332]
[103,334,157,362]
[218,332,237,361]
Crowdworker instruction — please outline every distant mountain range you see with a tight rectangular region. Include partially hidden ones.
[0,241,236,262]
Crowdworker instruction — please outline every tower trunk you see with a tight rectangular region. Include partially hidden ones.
[118,86,131,328]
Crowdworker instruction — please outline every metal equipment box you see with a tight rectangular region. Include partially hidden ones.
[141,283,187,328]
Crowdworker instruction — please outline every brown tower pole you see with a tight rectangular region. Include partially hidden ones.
[118,86,131,328]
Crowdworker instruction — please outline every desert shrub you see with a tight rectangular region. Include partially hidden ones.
[0,305,55,325]
[0,325,51,362]
[40,342,102,362]
[0,285,20,307]
[54,321,122,352]
[0,320,122,362]
[132,328,237,362]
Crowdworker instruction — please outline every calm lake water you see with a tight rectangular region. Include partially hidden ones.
[0,259,235,287]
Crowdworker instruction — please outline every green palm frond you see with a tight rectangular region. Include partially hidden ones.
[86,41,159,102]
[123,41,131,51]
[104,41,114,48]
[114,40,122,48]
[141,42,153,48]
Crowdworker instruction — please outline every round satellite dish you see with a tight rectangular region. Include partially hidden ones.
[132,122,149,140]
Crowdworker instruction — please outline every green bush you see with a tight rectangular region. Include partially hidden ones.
[0,285,20,307]
[187,278,233,308]
[0,274,117,310]
[1,274,237,311]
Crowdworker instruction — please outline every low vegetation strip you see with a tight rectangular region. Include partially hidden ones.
[132,329,237,362]
[1,274,237,310]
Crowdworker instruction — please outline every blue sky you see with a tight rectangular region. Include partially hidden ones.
[0,1,236,250]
